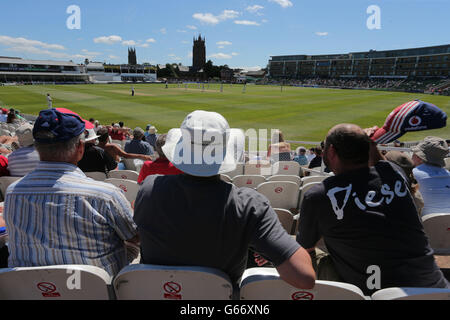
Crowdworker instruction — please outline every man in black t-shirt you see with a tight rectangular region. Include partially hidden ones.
[134,110,315,292]
[297,123,449,295]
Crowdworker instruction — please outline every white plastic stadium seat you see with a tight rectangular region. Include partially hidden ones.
[274,208,296,234]
[220,174,232,183]
[240,267,366,300]
[84,171,107,181]
[104,178,139,205]
[371,287,450,300]
[244,161,272,177]
[445,158,450,171]
[267,175,302,186]
[0,265,112,300]
[122,158,145,172]
[225,163,244,179]
[232,175,266,189]
[0,176,22,200]
[113,264,233,300]
[421,213,450,255]
[256,181,299,210]
[107,170,139,182]
[271,161,301,176]
[301,175,327,185]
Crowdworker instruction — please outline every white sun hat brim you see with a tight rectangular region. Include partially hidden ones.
[162,127,245,177]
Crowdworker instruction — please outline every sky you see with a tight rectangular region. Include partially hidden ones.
[0,0,449,71]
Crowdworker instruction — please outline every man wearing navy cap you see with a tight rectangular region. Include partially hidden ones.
[4,108,139,276]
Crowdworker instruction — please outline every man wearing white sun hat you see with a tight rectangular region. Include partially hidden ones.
[134,110,315,294]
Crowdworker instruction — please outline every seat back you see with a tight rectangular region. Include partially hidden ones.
[108,170,139,182]
[271,161,300,176]
[225,163,244,179]
[220,174,232,183]
[122,158,145,172]
[84,171,107,181]
[274,208,295,234]
[267,175,302,186]
[113,264,233,300]
[445,157,450,171]
[422,213,450,255]
[244,161,272,176]
[104,178,139,205]
[0,265,112,300]
[256,181,299,210]
[233,175,266,189]
[0,176,22,200]
[371,287,450,300]
[301,176,327,185]
[240,268,366,300]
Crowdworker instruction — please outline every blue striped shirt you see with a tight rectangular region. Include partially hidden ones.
[4,161,138,276]
[7,146,40,177]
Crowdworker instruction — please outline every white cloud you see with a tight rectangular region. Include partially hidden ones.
[122,40,136,46]
[186,25,197,30]
[146,38,156,43]
[246,5,264,14]
[109,55,119,60]
[315,32,329,36]
[93,35,123,44]
[234,20,261,26]
[168,53,182,61]
[6,45,97,61]
[208,53,233,59]
[231,52,239,56]
[160,28,167,34]
[219,10,240,20]
[177,29,187,33]
[193,10,240,25]
[81,49,101,56]
[140,43,150,48]
[269,0,293,8]
[193,13,220,25]
[216,41,232,46]
[238,66,262,72]
[0,35,66,50]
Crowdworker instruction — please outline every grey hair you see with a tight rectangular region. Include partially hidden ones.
[35,132,84,162]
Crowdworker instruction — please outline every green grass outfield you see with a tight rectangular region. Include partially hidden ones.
[0,83,449,145]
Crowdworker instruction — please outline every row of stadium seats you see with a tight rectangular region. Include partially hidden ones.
[0,264,449,300]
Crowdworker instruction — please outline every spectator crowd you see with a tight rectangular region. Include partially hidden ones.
[0,104,449,298]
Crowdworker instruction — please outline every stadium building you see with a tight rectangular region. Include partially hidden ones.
[268,44,450,79]
[87,48,157,83]
[0,56,88,84]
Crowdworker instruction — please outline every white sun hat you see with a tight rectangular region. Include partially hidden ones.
[84,128,99,142]
[162,110,245,177]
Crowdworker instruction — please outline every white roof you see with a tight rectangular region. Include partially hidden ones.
[0,57,78,67]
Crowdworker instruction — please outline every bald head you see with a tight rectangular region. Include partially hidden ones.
[325,123,371,167]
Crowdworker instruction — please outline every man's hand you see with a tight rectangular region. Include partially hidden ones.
[363,126,379,139]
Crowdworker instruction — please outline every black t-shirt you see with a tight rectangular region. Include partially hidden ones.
[297,160,449,295]
[134,174,300,287]
[78,144,117,173]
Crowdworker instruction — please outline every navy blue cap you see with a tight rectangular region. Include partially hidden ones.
[33,108,86,143]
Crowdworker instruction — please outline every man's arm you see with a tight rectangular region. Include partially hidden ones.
[363,126,386,166]
[112,144,152,161]
[275,247,315,289]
